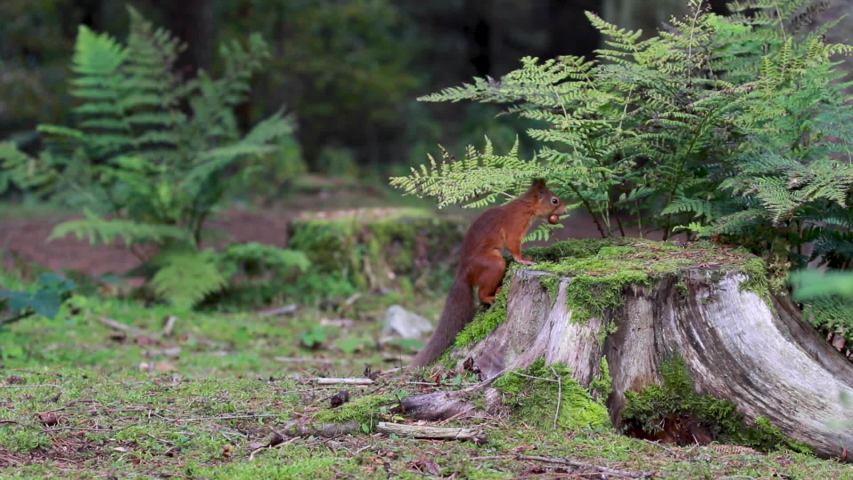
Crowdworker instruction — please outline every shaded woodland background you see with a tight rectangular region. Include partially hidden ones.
[7,0,853,188]
[1,0,747,185]
[4,0,853,311]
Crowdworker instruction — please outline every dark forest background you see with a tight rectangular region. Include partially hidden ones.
[1,0,740,185]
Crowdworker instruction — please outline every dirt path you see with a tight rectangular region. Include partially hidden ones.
[0,209,292,278]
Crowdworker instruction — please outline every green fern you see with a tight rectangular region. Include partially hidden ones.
[802,295,853,340]
[48,208,190,247]
[525,222,568,243]
[791,269,853,340]
[391,137,566,209]
[391,0,853,257]
[707,31,853,269]
[0,142,55,195]
[150,249,229,309]
[0,7,299,308]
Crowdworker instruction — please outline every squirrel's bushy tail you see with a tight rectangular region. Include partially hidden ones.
[410,278,475,368]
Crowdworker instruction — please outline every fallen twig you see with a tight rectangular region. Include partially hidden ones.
[344,293,362,306]
[154,413,279,424]
[36,405,68,415]
[377,422,486,443]
[517,454,655,479]
[320,318,355,328]
[0,452,24,466]
[99,317,150,336]
[274,357,337,364]
[511,371,559,383]
[43,426,132,433]
[162,316,177,336]
[248,436,298,460]
[0,384,61,389]
[313,377,374,385]
[399,365,515,421]
[142,347,182,359]
[406,381,479,387]
[257,304,299,317]
[276,420,362,438]
[435,406,477,426]
[550,366,561,430]
[0,310,34,328]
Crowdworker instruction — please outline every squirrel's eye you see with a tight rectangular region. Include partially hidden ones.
[551,197,558,205]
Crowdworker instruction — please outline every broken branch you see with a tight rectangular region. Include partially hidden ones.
[377,422,486,443]
[517,454,655,479]
[313,377,375,385]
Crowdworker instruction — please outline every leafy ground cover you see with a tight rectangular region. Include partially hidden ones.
[2,276,852,479]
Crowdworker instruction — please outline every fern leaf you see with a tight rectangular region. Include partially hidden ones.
[49,209,190,247]
[524,222,568,243]
[151,249,229,308]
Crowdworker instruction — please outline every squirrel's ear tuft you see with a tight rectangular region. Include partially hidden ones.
[530,178,547,191]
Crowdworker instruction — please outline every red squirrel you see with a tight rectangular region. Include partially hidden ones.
[410,179,567,368]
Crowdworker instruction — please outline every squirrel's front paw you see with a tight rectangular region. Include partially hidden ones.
[517,256,537,266]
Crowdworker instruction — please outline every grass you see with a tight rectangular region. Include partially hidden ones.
[3,289,852,479]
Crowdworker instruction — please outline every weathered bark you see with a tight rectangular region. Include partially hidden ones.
[416,267,853,461]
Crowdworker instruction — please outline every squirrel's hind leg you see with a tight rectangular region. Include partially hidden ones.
[470,250,506,304]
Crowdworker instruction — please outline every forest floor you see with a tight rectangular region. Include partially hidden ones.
[1,177,850,479]
[2,294,851,479]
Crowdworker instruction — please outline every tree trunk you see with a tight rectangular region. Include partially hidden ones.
[601,0,689,41]
[463,0,493,77]
[409,263,853,461]
[545,0,601,61]
[152,0,215,77]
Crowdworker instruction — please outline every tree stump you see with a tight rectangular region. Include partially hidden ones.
[408,239,853,461]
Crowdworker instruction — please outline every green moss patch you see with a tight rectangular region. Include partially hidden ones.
[449,276,514,353]
[311,394,397,430]
[589,358,613,401]
[622,356,811,454]
[525,238,772,322]
[494,358,612,431]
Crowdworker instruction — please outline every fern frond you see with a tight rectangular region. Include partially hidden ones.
[389,135,592,209]
[0,142,52,194]
[524,221,568,243]
[802,294,853,339]
[660,196,717,221]
[48,208,190,246]
[151,249,229,308]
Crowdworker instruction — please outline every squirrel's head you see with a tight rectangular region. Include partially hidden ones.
[527,178,567,219]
